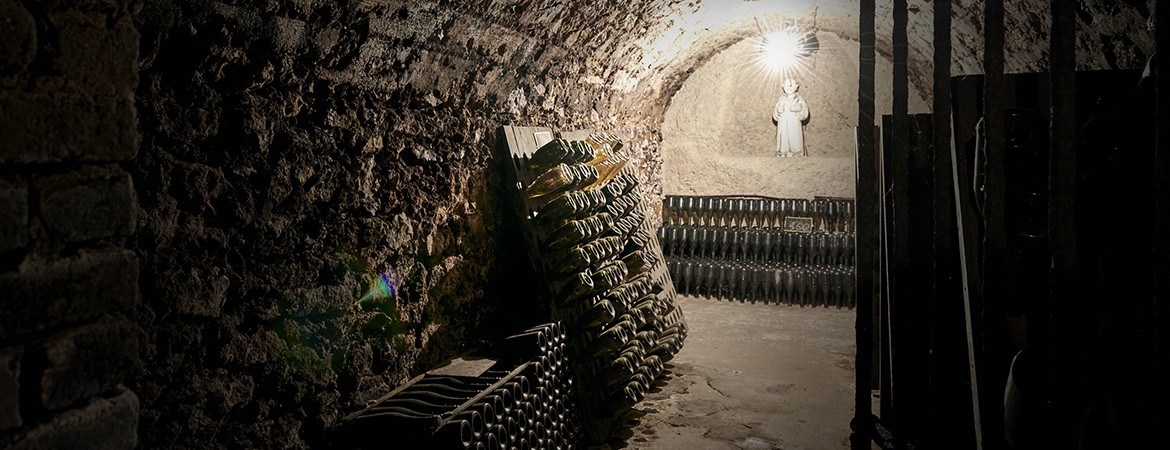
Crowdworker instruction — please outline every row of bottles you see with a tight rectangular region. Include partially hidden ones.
[659,225,856,268]
[662,195,855,233]
[667,261,856,309]
[339,322,581,450]
[660,194,856,309]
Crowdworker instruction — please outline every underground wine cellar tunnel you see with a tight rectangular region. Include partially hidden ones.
[0,1,1166,449]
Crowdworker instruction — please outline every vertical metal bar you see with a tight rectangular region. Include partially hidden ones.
[852,0,877,447]
[1047,0,1077,447]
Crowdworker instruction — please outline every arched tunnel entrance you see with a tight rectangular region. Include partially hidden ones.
[0,1,1162,449]
[645,19,933,449]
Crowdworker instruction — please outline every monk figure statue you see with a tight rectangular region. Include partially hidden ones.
[773,78,810,157]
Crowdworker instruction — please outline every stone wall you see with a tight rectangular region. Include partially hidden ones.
[128,1,680,448]
[0,0,142,448]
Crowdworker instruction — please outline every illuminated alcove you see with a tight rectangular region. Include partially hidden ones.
[661,18,929,199]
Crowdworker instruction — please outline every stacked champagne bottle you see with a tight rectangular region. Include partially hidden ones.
[660,226,855,266]
[660,195,856,308]
[521,132,688,443]
[480,322,582,450]
[338,322,579,450]
[662,196,854,232]
[666,259,856,308]
[337,362,530,449]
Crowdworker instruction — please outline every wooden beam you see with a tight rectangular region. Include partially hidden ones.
[978,1,1009,447]
[931,2,980,449]
[852,0,877,448]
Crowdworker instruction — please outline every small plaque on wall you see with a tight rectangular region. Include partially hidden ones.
[783,216,814,233]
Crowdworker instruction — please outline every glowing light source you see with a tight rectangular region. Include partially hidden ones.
[746,19,819,85]
[761,30,803,70]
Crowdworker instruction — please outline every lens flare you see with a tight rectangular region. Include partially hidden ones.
[357,272,398,304]
[761,30,802,71]
[744,17,820,88]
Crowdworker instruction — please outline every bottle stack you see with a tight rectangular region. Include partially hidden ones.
[516,131,688,445]
[480,322,582,450]
[338,322,577,450]
[660,195,857,308]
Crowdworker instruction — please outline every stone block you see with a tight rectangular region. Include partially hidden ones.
[11,387,138,450]
[0,0,37,74]
[48,11,138,97]
[0,346,21,431]
[40,320,141,410]
[0,178,28,252]
[0,249,139,341]
[37,166,137,243]
[0,87,137,164]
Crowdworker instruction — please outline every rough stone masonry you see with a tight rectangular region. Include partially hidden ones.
[0,0,142,448]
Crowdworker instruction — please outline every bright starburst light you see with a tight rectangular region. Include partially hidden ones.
[761,29,803,71]
[745,17,819,87]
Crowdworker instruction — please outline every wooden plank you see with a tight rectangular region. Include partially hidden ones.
[931,2,979,447]
[979,1,1009,447]
[851,0,877,447]
[340,372,427,422]
[949,109,985,450]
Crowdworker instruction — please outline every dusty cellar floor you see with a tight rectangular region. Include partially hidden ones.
[595,295,857,450]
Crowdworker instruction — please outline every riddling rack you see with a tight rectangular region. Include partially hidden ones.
[660,195,857,308]
[498,126,688,447]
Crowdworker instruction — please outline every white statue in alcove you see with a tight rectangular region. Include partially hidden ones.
[773,78,810,157]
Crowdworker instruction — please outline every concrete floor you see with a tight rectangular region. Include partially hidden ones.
[599,296,857,450]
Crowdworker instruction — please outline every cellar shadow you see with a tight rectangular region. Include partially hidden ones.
[600,371,673,449]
